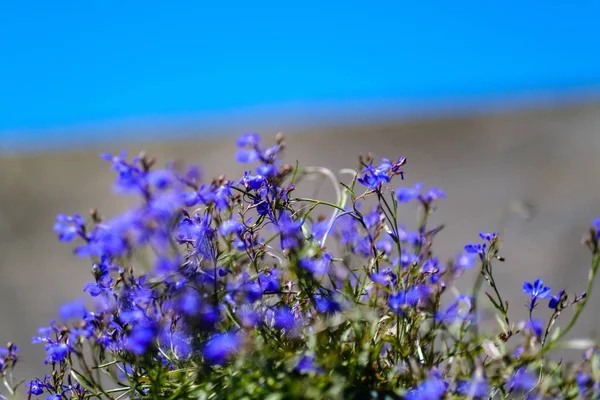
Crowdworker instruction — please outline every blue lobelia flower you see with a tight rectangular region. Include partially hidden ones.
[395,183,423,203]
[548,289,565,309]
[203,332,241,365]
[464,243,487,261]
[508,368,537,393]
[406,375,448,400]
[456,378,490,398]
[523,278,551,310]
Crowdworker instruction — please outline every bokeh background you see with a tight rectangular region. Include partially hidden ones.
[2,1,600,380]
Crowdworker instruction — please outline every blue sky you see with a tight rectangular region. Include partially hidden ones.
[1,1,599,137]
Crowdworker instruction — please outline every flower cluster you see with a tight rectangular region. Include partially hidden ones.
[1,133,600,399]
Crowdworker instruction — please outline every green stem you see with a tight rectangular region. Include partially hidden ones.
[543,251,599,354]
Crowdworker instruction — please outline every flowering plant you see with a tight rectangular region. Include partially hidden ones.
[2,133,600,399]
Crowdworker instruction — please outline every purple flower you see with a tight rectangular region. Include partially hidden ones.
[203,332,241,365]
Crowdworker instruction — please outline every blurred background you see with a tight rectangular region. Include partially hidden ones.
[2,1,600,379]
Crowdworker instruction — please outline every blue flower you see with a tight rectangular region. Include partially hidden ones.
[577,372,591,397]
[27,378,46,395]
[239,171,266,190]
[45,342,69,363]
[454,252,477,273]
[296,355,324,374]
[236,149,260,163]
[406,376,448,400]
[315,294,342,315]
[237,306,259,328]
[456,378,490,398]
[422,187,446,202]
[101,150,145,194]
[523,278,551,309]
[219,219,244,236]
[509,368,537,392]
[53,213,84,242]
[214,184,232,210]
[58,299,86,321]
[357,160,392,189]
[479,232,498,242]
[358,157,406,189]
[256,164,277,178]
[526,318,544,339]
[273,307,297,330]
[370,268,397,287]
[388,285,431,313]
[311,220,330,240]
[434,295,474,324]
[593,218,600,241]
[146,169,174,190]
[276,212,304,250]
[236,132,261,147]
[464,243,486,260]
[395,183,422,203]
[124,323,157,355]
[243,281,263,303]
[203,332,240,365]
[548,289,565,309]
[299,253,332,276]
[178,289,202,315]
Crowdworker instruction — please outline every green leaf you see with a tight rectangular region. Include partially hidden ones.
[484,292,501,310]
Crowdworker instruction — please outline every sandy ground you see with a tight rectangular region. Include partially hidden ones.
[2,102,600,380]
